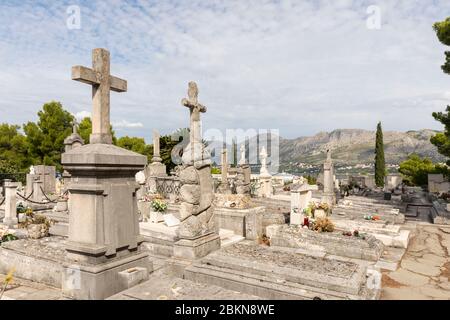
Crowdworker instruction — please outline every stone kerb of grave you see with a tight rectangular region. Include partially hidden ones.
[266,224,384,262]
[185,243,380,300]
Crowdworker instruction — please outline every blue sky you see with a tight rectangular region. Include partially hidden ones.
[0,0,449,142]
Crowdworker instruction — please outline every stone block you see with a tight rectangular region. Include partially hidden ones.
[118,267,149,289]
[173,233,221,260]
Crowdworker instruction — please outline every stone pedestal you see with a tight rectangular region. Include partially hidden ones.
[290,183,318,225]
[258,174,272,198]
[32,179,44,203]
[3,180,18,227]
[61,143,151,300]
[322,160,336,207]
[146,162,167,178]
[173,233,221,260]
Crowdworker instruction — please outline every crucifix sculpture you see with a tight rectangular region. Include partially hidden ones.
[181,81,207,160]
[72,48,127,144]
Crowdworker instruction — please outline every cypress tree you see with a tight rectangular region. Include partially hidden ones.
[375,122,386,187]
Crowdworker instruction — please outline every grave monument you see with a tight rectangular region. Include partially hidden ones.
[61,48,150,299]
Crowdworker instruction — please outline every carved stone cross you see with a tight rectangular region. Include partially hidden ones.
[72,48,127,144]
[181,81,207,145]
[72,118,79,135]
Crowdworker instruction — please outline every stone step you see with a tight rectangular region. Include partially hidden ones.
[220,235,245,248]
[184,243,379,300]
[219,228,235,239]
[332,207,405,224]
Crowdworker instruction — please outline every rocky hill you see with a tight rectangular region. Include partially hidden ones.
[279,129,445,165]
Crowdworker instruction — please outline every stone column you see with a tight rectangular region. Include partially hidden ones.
[217,148,231,194]
[3,180,18,227]
[32,178,44,203]
[321,150,336,207]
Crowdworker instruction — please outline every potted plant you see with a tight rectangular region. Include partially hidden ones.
[25,215,52,239]
[149,198,168,223]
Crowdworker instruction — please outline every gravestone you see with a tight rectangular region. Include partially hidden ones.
[321,149,336,206]
[2,180,18,227]
[61,48,150,300]
[26,165,56,196]
[290,182,318,225]
[172,82,220,260]
[235,144,251,195]
[146,129,167,178]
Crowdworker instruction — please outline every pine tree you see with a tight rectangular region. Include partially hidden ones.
[375,122,386,187]
[431,18,450,164]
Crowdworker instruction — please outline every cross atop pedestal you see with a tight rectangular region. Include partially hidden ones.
[72,118,78,135]
[181,81,207,144]
[72,48,127,144]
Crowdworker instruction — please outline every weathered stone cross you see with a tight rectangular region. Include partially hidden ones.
[72,48,127,144]
[181,81,207,145]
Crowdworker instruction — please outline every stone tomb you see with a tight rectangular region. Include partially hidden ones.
[26,165,56,196]
[266,224,384,262]
[184,242,380,300]
[214,194,265,241]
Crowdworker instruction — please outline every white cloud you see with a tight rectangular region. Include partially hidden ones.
[74,110,91,120]
[0,0,449,141]
[112,120,144,128]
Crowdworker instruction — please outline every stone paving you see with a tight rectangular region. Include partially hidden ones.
[381,223,450,300]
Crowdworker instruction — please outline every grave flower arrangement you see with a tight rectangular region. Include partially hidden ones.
[150,198,168,213]
[19,209,53,239]
[0,227,18,244]
[311,217,335,233]
[304,202,331,218]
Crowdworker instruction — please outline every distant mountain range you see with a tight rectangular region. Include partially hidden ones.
[279,129,445,166]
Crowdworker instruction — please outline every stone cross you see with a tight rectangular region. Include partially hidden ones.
[72,118,79,135]
[260,146,269,175]
[72,48,127,144]
[181,81,206,145]
[152,129,162,163]
[326,148,331,162]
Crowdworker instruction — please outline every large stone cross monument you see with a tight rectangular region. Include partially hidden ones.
[174,82,220,260]
[71,48,127,144]
[61,48,150,300]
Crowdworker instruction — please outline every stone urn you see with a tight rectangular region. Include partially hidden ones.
[27,223,49,239]
[314,209,327,219]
